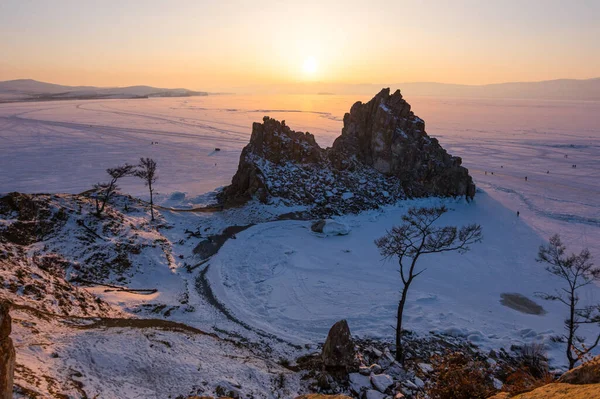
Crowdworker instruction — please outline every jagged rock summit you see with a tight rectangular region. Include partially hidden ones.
[332,88,476,198]
[220,88,475,213]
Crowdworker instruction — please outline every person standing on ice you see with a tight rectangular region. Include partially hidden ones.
[517,211,520,217]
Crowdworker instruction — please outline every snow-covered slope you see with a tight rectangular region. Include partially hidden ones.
[11,305,302,398]
[1,192,308,398]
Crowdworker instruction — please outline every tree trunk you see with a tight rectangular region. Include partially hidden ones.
[98,194,108,217]
[567,291,576,370]
[396,283,410,362]
[149,186,154,221]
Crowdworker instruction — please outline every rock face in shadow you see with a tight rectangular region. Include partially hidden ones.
[220,118,324,206]
[220,89,475,213]
[0,301,14,399]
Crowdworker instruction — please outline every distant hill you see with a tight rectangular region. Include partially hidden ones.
[3,77,599,102]
[395,78,600,101]
[0,79,208,102]
[232,78,600,101]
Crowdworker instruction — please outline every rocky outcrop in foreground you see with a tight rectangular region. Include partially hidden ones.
[0,301,14,399]
[557,355,600,385]
[220,89,475,214]
[488,355,600,399]
[322,320,356,373]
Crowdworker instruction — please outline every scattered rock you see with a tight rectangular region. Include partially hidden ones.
[385,362,406,379]
[417,363,433,373]
[294,395,352,399]
[366,347,383,358]
[370,373,394,392]
[369,364,383,374]
[364,389,386,399]
[413,377,424,388]
[349,372,372,395]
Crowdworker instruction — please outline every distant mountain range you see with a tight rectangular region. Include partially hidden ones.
[0,79,208,102]
[232,78,600,100]
[2,77,599,102]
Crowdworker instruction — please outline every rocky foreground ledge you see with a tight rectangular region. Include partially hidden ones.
[219,88,475,214]
[0,302,14,399]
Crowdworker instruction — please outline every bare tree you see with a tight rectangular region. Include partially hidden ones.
[93,164,135,217]
[375,206,482,362]
[536,234,600,369]
[135,157,158,221]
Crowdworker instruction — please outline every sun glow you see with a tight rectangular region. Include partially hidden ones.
[302,56,318,76]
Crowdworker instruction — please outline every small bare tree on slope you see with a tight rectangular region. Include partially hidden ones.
[94,164,135,217]
[536,234,600,369]
[375,206,482,362]
[135,157,158,221]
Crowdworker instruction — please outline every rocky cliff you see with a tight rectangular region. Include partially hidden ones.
[220,89,475,213]
[331,88,475,198]
[0,301,14,399]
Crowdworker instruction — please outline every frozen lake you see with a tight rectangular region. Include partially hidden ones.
[2,93,599,370]
[1,93,599,256]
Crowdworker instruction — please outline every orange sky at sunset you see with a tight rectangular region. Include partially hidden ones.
[1,0,599,90]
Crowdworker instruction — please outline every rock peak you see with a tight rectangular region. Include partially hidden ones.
[220,89,475,213]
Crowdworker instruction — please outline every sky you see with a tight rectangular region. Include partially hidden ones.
[0,0,599,91]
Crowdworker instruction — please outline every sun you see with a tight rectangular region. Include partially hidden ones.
[302,56,318,75]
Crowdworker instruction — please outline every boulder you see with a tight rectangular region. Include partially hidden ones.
[370,373,394,393]
[0,301,14,399]
[322,320,355,371]
[311,219,350,236]
[558,355,600,384]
